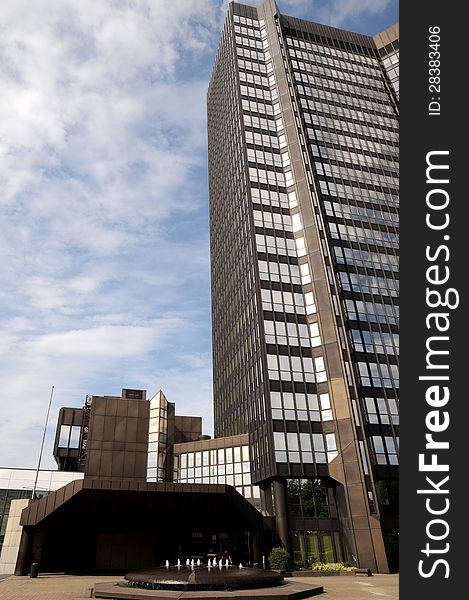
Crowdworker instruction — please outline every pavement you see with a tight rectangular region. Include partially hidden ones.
[0,573,398,600]
[291,574,398,600]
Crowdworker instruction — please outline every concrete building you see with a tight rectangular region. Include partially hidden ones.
[207,0,398,572]
[0,469,84,575]
[1,389,265,575]
[0,0,399,577]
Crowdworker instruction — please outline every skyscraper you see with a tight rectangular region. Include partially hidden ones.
[208,0,399,573]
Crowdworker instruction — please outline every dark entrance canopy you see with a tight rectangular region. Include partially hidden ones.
[17,478,266,574]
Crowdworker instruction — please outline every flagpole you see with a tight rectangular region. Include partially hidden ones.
[31,385,55,499]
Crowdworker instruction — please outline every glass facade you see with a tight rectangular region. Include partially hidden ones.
[147,390,169,482]
[286,478,333,519]
[284,25,400,517]
[174,441,261,510]
[291,529,342,565]
[208,1,399,572]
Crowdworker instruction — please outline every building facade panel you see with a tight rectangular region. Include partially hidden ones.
[208,0,399,572]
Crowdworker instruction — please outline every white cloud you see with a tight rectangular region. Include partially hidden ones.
[0,0,220,469]
[0,0,396,470]
[25,322,178,358]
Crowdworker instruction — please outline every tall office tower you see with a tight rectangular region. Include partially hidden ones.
[208,0,399,572]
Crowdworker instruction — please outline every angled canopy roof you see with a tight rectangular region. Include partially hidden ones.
[20,477,265,532]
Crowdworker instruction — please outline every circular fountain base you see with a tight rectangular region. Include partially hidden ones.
[94,564,323,599]
[124,565,283,591]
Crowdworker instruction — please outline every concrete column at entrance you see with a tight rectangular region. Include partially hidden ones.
[251,530,262,566]
[260,483,274,515]
[272,479,290,552]
[0,498,30,576]
[14,527,32,576]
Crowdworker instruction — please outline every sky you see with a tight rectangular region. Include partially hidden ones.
[0,0,398,470]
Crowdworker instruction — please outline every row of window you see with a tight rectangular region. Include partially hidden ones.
[178,446,249,468]
[324,198,397,229]
[310,112,399,146]
[232,14,262,28]
[234,24,261,39]
[273,431,338,464]
[358,361,399,388]
[258,259,300,285]
[250,186,290,209]
[328,220,398,250]
[350,327,399,355]
[295,69,390,106]
[371,435,399,465]
[179,467,251,482]
[334,244,398,273]
[315,148,398,179]
[301,92,396,129]
[264,319,310,347]
[267,354,319,383]
[312,132,398,172]
[289,46,382,79]
[295,74,394,115]
[292,59,386,93]
[364,396,399,425]
[286,35,380,68]
[271,391,333,422]
[256,233,297,258]
[344,298,398,325]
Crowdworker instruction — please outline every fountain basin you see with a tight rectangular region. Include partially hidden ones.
[124,565,284,591]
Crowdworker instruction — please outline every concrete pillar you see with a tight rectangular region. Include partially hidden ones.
[251,530,262,566]
[0,498,30,576]
[272,479,290,552]
[14,527,32,576]
[260,482,274,515]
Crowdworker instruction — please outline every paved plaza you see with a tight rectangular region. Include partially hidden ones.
[0,573,398,600]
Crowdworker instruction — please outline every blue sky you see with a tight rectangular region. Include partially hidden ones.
[0,0,398,470]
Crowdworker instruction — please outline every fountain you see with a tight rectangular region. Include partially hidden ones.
[94,560,324,599]
[122,563,284,592]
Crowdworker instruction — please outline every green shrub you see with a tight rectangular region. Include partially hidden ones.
[310,562,355,572]
[295,556,318,570]
[268,547,293,571]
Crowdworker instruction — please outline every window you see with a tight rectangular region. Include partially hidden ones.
[314,356,327,382]
[58,425,81,449]
[286,479,333,519]
[309,322,321,347]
